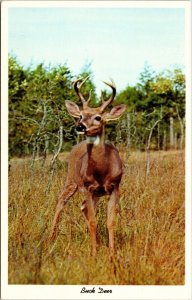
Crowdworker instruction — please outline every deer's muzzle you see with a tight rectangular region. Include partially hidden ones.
[76,123,86,134]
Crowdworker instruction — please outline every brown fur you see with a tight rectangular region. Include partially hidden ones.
[49,78,126,257]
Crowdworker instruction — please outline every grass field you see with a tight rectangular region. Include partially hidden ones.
[8,149,185,285]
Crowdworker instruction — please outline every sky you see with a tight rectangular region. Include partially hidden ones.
[8,5,185,94]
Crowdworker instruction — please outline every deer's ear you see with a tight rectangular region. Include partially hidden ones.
[105,104,126,121]
[65,100,81,118]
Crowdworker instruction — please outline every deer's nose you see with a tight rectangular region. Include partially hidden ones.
[76,123,86,133]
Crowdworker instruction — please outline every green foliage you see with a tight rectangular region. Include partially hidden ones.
[8,55,185,157]
[116,64,185,150]
[9,56,29,156]
[8,56,97,157]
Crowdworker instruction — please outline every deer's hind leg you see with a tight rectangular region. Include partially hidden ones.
[81,196,98,224]
[107,186,119,258]
[49,181,77,240]
[81,191,97,256]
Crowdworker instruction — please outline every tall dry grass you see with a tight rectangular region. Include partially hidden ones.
[8,150,185,285]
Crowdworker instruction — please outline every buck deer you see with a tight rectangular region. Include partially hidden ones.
[49,77,126,257]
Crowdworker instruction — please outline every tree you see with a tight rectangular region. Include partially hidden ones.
[151,68,185,149]
[8,55,185,157]
[8,55,98,158]
[9,56,29,156]
[114,66,185,151]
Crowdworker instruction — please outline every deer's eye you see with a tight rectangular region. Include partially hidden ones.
[79,115,82,120]
[95,116,101,121]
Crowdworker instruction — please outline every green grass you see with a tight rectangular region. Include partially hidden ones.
[8,150,185,285]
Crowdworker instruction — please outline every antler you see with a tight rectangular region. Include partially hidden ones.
[73,76,91,108]
[100,80,116,112]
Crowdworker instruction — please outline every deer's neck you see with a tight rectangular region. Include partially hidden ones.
[86,135,101,146]
[86,128,106,159]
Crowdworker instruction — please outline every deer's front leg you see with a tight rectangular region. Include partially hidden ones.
[49,182,77,240]
[107,186,119,258]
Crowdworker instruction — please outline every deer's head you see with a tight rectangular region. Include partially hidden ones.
[65,77,126,138]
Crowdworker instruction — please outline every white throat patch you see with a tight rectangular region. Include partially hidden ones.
[86,135,100,146]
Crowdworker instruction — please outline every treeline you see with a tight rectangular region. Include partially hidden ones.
[9,55,185,158]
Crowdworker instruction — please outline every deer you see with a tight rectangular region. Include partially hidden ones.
[49,77,126,257]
